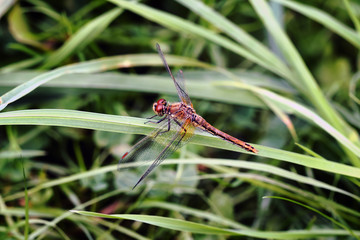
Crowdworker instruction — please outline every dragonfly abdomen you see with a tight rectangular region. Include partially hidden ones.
[195,115,258,153]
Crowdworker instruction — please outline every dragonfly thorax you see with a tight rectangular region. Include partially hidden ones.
[153,98,168,116]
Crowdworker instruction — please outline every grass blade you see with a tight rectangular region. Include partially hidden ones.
[264,196,360,240]
[0,53,211,111]
[175,0,293,85]
[274,0,360,48]
[1,109,360,179]
[108,0,291,79]
[250,0,360,165]
[40,8,122,69]
[71,210,360,238]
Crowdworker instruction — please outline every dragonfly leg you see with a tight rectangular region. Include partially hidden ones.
[158,118,171,134]
[146,114,158,120]
[163,119,188,150]
[144,115,166,125]
[175,121,188,147]
[174,118,190,136]
[150,117,171,139]
[173,119,183,128]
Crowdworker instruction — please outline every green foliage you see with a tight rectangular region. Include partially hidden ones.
[0,0,359,239]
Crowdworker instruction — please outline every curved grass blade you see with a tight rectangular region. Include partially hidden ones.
[0,56,44,73]
[8,4,45,50]
[108,0,292,80]
[216,81,360,159]
[2,69,355,157]
[40,8,122,69]
[0,53,212,111]
[139,200,249,230]
[175,0,294,86]
[0,150,45,159]
[1,109,360,180]
[0,71,264,108]
[274,0,360,49]
[250,0,360,165]
[4,157,359,204]
[264,196,360,240]
[72,210,360,238]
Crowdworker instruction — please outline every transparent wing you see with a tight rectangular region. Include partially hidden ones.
[176,69,193,107]
[156,43,193,107]
[119,117,195,188]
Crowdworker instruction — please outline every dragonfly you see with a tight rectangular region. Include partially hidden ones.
[120,43,258,189]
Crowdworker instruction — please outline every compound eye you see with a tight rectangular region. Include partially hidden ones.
[158,99,167,106]
[155,104,163,113]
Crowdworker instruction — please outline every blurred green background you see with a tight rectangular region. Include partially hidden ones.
[0,0,360,239]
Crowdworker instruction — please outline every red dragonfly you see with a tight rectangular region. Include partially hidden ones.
[120,44,258,188]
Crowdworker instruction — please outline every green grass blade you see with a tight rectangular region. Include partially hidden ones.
[4,158,359,213]
[257,88,360,157]
[22,160,29,240]
[175,0,294,85]
[274,0,360,48]
[249,0,327,106]
[1,67,359,159]
[71,210,360,238]
[0,56,44,73]
[0,53,211,111]
[249,0,360,165]
[6,158,359,212]
[0,150,45,159]
[217,81,360,158]
[265,196,360,240]
[139,200,248,229]
[192,172,360,217]
[40,8,122,69]
[0,109,360,180]
[343,0,360,34]
[8,4,44,49]
[107,0,291,79]
[71,211,232,235]
[0,71,264,108]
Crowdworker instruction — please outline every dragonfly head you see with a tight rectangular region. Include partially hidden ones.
[153,98,167,116]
